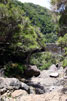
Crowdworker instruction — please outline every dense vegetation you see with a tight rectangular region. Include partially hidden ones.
[22,3,58,43]
[51,0,67,67]
[13,2,58,43]
[23,3,54,34]
[0,0,46,75]
[30,52,56,70]
[0,0,54,76]
[0,0,67,77]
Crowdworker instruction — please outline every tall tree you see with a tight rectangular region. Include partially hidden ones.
[0,0,45,65]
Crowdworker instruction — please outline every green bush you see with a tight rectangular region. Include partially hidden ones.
[30,52,56,70]
[39,61,52,70]
[62,58,67,68]
[5,62,26,77]
[57,33,67,53]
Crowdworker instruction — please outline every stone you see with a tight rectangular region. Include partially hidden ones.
[49,86,63,92]
[35,88,45,94]
[11,89,28,98]
[26,78,45,94]
[24,65,40,78]
[0,77,29,94]
[9,78,21,89]
[2,91,67,101]
[49,86,55,92]
[20,82,29,92]
[29,86,35,94]
[49,64,58,72]
[0,68,67,101]
[28,82,45,94]
[49,72,59,78]
[62,88,67,94]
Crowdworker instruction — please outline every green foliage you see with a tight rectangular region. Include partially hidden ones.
[20,3,57,43]
[0,0,46,77]
[0,0,45,60]
[62,58,67,68]
[57,34,67,68]
[0,1,24,42]
[5,62,26,77]
[44,32,58,43]
[57,33,67,55]
[51,0,67,69]
[30,52,56,70]
[23,3,54,33]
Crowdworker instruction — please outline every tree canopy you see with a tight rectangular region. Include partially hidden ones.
[0,0,46,65]
[15,2,58,43]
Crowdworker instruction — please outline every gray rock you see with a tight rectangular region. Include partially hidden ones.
[27,69,62,93]
[62,87,67,94]
[0,77,29,94]
[49,64,58,72]
[49,86,63,92]
[49,86,55,91]
[9,78,21,89]
[27,80,45,94]
[20,82,29,92]
[29,86,35,94]
[35,88,45,94]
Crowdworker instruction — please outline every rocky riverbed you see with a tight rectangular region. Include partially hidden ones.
[0,64,67,101]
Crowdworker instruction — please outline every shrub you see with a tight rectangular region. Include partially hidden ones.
[5,62,26,77]
[30,52,56,70]
[62,58,67,68]
[39,61,52,70]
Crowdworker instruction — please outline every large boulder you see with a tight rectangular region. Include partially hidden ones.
[11,89,28,98]
[0,77,29,94]
[26,69,64,93]
[24,65,40,78]
[21,82,29,92]
[28,81,45,94]
[49,64,58,72]
[1,91,67,101]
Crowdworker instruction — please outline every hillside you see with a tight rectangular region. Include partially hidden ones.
[13,1,58,43]
[22,3,58,43]
[23,3,54,33]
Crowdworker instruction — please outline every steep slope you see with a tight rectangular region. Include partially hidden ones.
[15,2,58,43]
[23,3,54,34]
